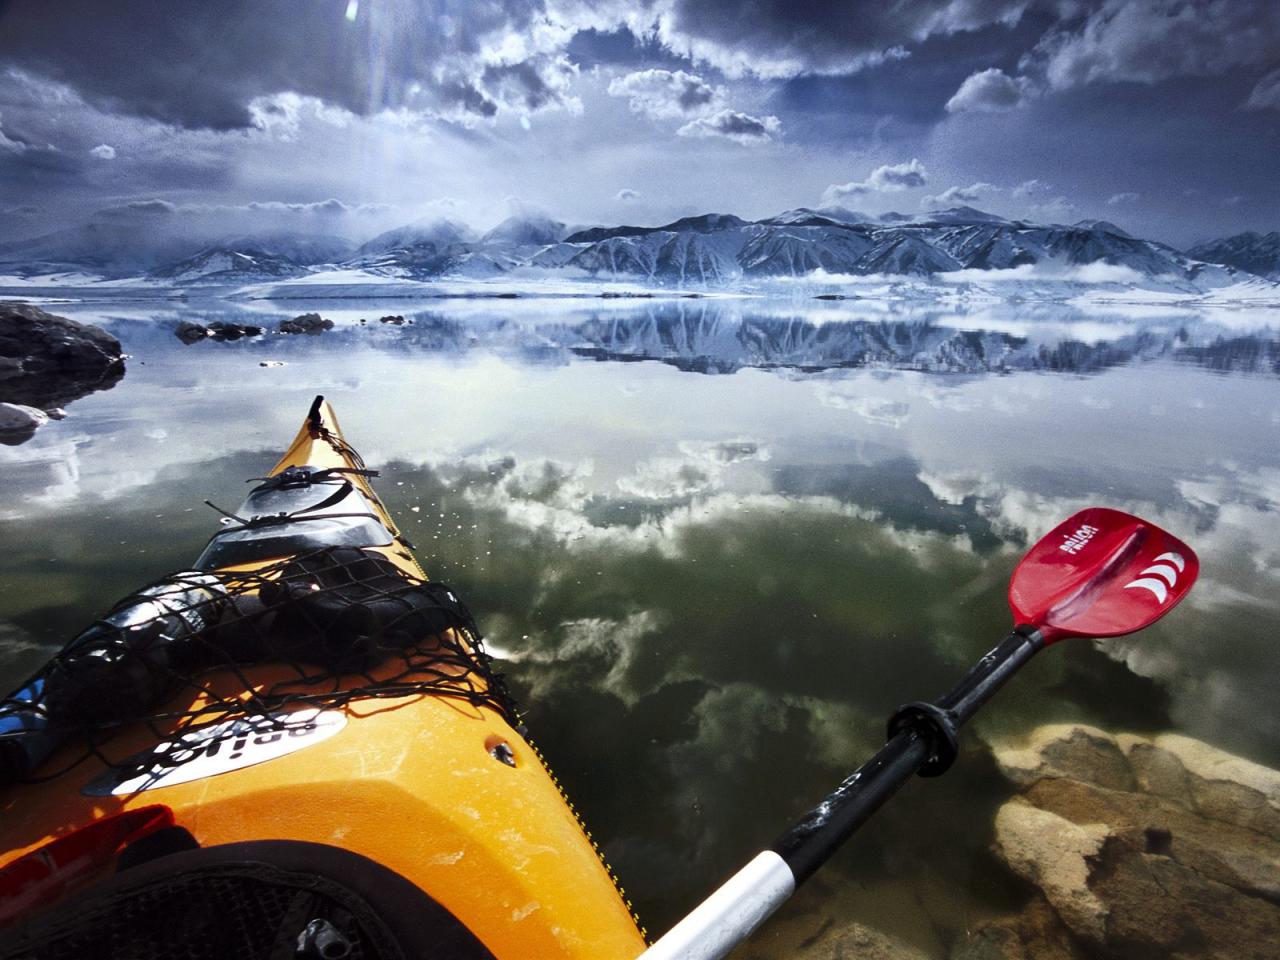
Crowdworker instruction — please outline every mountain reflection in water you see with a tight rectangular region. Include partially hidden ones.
[102,297,1280,376]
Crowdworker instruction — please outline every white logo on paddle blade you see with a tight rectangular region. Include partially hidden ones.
[1123,552,1185,604]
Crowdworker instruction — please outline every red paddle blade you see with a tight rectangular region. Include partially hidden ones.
[1009,507,1199,644]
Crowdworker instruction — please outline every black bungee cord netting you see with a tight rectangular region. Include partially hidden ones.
[0,546,521,786]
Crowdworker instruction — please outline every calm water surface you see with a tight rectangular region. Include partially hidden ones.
[2,295,1279,956]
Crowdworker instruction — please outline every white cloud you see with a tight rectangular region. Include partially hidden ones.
[1244,69,1280,110]
[676,109,781,144]
[1008,179,1075,221]
[616,458,716,500]
[822,159,928,203]
[1012,178,1048,200]
[814,391,911,427]
[936,259,1146,284]
[505,611,664,703]
[616,188,641,201]
[921,182,997,208]
[89,143,116,159]
[606,69,718,119]
[945,68,1034,113]
[1107,191,1139,205]
[0,115,27,154]
[1029,195,1076,221]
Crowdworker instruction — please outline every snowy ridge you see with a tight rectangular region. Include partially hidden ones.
[1,208,1278,301]
[1189,232,1280,280]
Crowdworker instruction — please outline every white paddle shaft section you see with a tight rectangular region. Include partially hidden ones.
[636,851,796,960]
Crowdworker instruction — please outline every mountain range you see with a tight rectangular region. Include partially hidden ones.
[1,207,1277,290]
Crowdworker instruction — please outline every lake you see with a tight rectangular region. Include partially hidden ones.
[2,294,1279,956]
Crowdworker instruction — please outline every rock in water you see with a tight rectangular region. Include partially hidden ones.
[174,320,265,343]
[174,320,209,344]
[961,724,1280,959]
[0,402,49,445]
[279,312,334,335]
[0,302,125,410]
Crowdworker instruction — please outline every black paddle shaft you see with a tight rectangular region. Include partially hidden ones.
[772,626,1044,884]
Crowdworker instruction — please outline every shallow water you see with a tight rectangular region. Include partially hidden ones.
[3,295,1279,954]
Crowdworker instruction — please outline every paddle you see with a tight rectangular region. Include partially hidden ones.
[636,507,1198,960]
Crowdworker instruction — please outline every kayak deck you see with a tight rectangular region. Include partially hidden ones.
[0,397,647,959]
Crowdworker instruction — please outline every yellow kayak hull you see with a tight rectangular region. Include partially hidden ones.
[0,398,647,959]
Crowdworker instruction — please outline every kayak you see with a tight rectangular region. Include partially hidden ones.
[0,396,648,959]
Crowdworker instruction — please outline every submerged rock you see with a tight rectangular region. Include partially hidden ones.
[0,302,124,412]
[786,923,932,960]
[745,909,933,960]
[993,803,1110,943]
[961,724,1280,960]
[279,312,333,334]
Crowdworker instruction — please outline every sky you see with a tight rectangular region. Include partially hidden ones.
[0,0,1276,247]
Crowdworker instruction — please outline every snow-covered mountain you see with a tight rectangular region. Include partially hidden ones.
[1188,232,1280,280]
[357,217,475,256]
[150,234,355,284]
[542,207,1243,285]
[152,248,302,284]
[2,206,1273,293]
[481,214,568,247]
[220,233,354,265]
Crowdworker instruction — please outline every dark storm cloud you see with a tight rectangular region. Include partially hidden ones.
[0,0,1048,132]
[0,0,571,129]
[93,199,178,219]
[661,0,1035,77]
[482,58,578,112]
[1033,0,1280,90]
[0,127,83,183]
[566,27,687,70]
[0,0,1275,245]
[436,80,499,119]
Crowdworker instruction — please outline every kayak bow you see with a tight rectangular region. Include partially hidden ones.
[0,396,647,959]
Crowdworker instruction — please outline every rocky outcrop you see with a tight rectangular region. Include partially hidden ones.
[0,302,124,409]
[959,725,1280,960]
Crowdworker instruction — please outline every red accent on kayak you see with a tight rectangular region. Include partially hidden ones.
[1009,507,1199,644]
[0,805,175,925]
